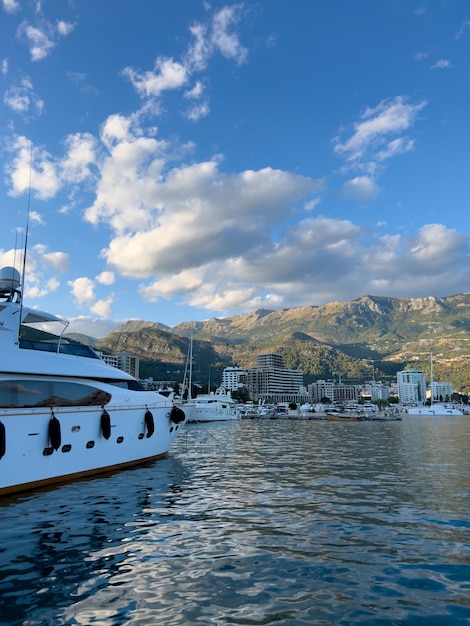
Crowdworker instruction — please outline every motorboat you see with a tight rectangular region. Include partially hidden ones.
[184,387,240,422]
[325,409,367,421]
[176,335,240,423]
[0,266,186,496]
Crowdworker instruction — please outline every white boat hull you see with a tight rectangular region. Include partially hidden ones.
[402,404,464,417]
[0,401,186,496]
[185,404,239,422]
[0,266,188,497]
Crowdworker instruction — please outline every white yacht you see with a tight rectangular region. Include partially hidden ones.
[0,266,186,496]
[185,387,240,422]
[402,404,464,417]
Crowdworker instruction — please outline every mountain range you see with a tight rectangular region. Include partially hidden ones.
[68,292,470,393]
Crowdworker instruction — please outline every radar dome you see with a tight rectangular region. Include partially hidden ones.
[0,266,21,292]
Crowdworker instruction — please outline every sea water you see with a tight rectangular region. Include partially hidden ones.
[0,417,469,625]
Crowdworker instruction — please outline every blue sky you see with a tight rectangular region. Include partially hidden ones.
[1,1,470,337]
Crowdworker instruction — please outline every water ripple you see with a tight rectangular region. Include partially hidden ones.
[0,418,469,625]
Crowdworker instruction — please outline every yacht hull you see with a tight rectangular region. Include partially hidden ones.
[0,402,185,496]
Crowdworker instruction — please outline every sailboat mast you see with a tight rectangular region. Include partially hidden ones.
[430,351,434,405]
[188,333,193,400]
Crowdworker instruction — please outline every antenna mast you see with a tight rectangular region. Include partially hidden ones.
[20,143,33,296]
[17,143,33,337]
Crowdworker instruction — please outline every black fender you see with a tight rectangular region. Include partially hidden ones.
[0,421,5,460]
[101,410,111,440]
[49,416,62,451]
[144,410,155,438]
[170,406,186,424]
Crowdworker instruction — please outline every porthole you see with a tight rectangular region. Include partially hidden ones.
[86,440,95,449]
[61,444,72,453]
[43,447,54,456]
[116,436,124,444]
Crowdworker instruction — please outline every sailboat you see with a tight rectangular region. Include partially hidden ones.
[177,336,240,423]
[403,352,464,417]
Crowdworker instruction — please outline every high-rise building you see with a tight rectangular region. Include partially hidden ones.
[308,380,359,403]
[245,353,305,404]
[98,350,140,379]
[222,366,247,391]
[397,368,426,404]
[430,381,453,402]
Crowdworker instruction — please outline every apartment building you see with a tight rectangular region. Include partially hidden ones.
[222,366,247,391]
[308,380,359,403]
[397,368,426,404]
[245,353,306,404]
[98,350,140,379]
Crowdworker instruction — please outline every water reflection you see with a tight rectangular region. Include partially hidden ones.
[0,418,469,625]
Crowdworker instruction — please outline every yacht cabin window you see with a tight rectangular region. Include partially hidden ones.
[0,380,112,408]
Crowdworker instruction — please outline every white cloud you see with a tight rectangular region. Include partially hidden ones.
[91,295,114,318]
[61,133,97,183]
[376,137,415,161]
[29,211,44,225]
[6,132,98,199]
[85,149,325,280]
[123,57,188,98]
[64,316,119,338]
[2,0,19,13]
[68,276,115,318]
[6,136,61,199]
[96,271,115,285]
[1,58,8,75]
[455,20,470,39]
[3,77,44,117]
[69,276,95,307]
[100,114,133,146]
[135,218,470,315]
[18,22,55,61]
[431,58,452,69]
[0,244,68,301]
[303,197,321,212]
[186,23,211,71]
[185,101,210,121]
[184,81,204,99]
[57,20,75,36]
[334,96,426,164]
[42,251,69,272]
[211,5,248,64]
[341,176,380,202]
[17,16,75,61]
[27,279,59,298]
[122,3,248,121]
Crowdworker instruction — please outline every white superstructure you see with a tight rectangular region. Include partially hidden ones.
[0,266,186,496]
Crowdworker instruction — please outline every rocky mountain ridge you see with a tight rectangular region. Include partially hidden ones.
[87,292,470,392]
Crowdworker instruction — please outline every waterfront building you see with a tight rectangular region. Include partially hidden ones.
[98,350,140,379]
[222,366,247,391]
[397,368,426,404]
[430,380,453,402]
[246,353,306,404]
[368,381,391,401]
[308,380,359,403]
[333,383,359,403]
[309,380,334,402]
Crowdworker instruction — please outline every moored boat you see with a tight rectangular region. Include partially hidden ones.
[184,387,240,422]
[326,409,367,421]
[0,266,186,496]
[401,404,465,417]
